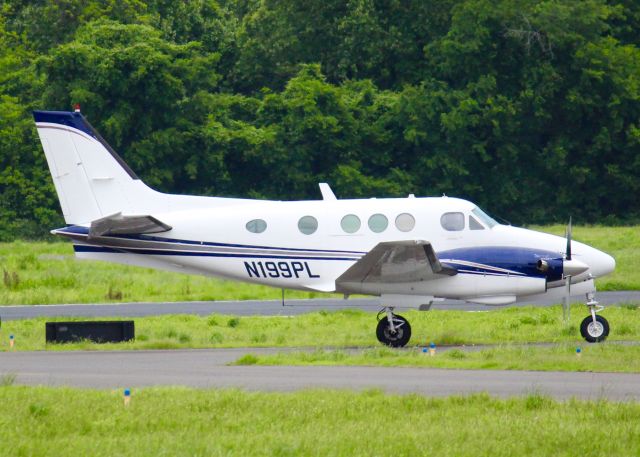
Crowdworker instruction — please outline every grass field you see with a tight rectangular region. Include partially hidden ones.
[0,225,638,305]
[2,304,640,351]
[0,241,327,305]
[233,343,640,373]
[0,385,639,456]
[2,230,637,457]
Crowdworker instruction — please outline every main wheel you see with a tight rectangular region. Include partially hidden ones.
[580,315,609,343]
[376,314,411,347]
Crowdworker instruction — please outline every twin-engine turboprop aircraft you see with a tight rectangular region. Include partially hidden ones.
[33,109,616,346]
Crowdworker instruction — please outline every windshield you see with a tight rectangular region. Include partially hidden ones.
[472,207,498,229]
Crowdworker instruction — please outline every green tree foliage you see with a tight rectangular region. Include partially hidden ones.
[231,0,457,91]
[0,16,61,239]
[0,0,639,240]
[1,0,148,52]
[415,0,640,222]
[39,20,221,190]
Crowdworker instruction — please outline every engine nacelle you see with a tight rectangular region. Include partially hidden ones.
[536,257,563,281]
[536,257,588,281]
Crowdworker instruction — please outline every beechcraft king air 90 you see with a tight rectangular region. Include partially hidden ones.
[33,109,616,346]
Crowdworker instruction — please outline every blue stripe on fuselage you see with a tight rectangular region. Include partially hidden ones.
[59,225,366,255]
[439,246,563,281]
[73,245,360,261]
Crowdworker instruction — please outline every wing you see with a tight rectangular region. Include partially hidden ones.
[336,240,456,292]
[88,212,172,238]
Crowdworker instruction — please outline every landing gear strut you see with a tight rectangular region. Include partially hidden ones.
[376,307,411,347]
[579,293,609,343]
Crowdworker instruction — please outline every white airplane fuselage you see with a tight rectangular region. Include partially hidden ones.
[54,195,615,306]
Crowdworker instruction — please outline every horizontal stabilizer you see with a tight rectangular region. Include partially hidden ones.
[89,212,172,238]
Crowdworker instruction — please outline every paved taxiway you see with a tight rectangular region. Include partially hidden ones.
[1,348,639,400]
[1,291,639,320]
[2,293,639,400]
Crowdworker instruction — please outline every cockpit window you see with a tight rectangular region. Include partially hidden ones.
[469,215,484,230]
[472,207,498,228]
[440,212,465,231]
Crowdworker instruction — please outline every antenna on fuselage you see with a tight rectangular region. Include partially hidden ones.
[319,183,337,200]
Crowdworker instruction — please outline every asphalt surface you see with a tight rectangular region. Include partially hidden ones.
[1,291,639,320]
[1,348,639,400]
[2,293,639,400]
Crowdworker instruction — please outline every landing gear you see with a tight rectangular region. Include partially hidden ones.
[579,293,609,343]
[580,315,609,342]
[376,308,411,347]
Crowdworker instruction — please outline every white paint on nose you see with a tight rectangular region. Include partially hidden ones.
[577,243,616,278]
[592,251,616,278]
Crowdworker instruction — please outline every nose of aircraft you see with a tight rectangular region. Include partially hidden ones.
[504,226,616,279]
[589,249,616,278]
[577,241,616,278]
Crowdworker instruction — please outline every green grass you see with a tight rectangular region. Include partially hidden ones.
[233,343,640,373]
[0,241,330,305]
[1,304,639,352]
[0,225,638,305]
[0,386,639,456]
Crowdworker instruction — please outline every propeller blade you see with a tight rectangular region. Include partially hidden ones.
[562,275,571,323]
[562,218,573,323]
[565,217,572,261]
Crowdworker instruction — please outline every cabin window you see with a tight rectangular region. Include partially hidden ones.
[298,216,318,235]
[246,219,267,234]
[341,214,361,233]
[469,215,485,230]
[440,212,464,231]
[395,213,415,232]
[368,214,388,233]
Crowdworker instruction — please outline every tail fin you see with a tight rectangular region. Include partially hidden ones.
[33,110,164,224]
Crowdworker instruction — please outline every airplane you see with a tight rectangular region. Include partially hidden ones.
[32,108,616,347]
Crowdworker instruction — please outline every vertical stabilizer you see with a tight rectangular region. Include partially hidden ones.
[33,110,159,224]
[34,110,254,225]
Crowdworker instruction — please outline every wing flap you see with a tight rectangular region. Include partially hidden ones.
[336,240,455,291]
[89,212,172,238]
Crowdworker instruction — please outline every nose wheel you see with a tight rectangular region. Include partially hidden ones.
[579,294,609,343]
[376,308,411,347]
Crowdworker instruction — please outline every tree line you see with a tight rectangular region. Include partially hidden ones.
[1,0,639,239]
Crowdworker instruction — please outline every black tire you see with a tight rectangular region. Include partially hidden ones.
[580,315,609,343]
[376,314,411,347]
